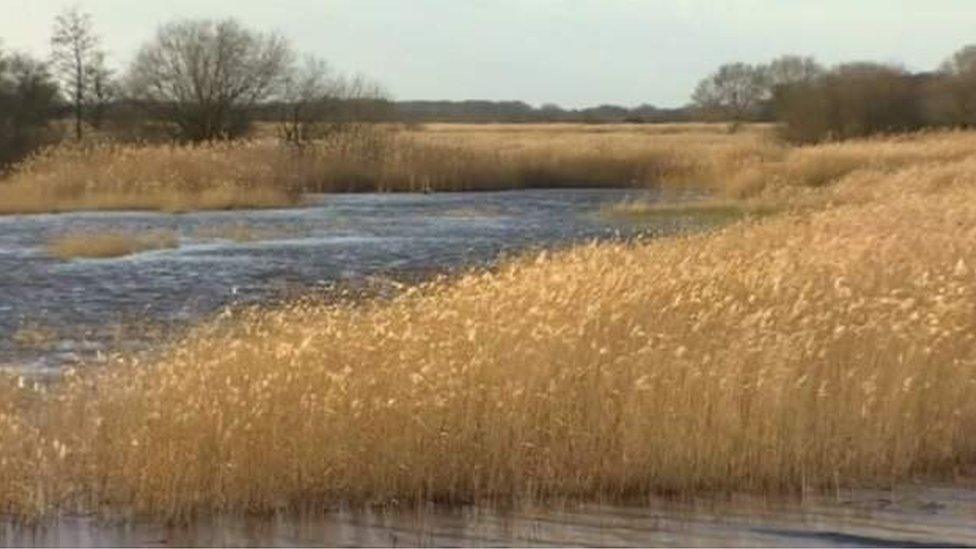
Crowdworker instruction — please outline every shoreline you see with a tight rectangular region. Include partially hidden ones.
[4,484,975,546]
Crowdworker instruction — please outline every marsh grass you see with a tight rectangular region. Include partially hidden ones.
[2,127,976,520]
[10,325,58,350]
[6,124,976,216]
[0,123,774,214]
[0,186,299,216]
[192,223,300,243]
[605,198,780,226]
[47,230,179,259]
[0,142,303,215]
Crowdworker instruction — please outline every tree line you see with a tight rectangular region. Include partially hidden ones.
[7,8,976,171]
[0,8,391,169]
[691,49,976,142]
[2,3,699,173]
[394,101,693,124]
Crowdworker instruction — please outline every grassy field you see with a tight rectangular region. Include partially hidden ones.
[1,126,975,519]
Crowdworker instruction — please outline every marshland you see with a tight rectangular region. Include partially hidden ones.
[3,2,976,547]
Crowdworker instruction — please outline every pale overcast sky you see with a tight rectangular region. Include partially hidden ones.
[0,0,973,108]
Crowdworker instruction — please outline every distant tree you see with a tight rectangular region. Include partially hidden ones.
[275,57,393,147]
[50,7,100,141]
[630,103,662,120]
[87,51,117,131]
[761,55,825,90]
[127,18,292,141]
[538,103,565,121]
[277,55,338,147]
[775,62,924,142]
[925,45,976,127]
[0,47,60,168]
[333,73,393,123]
[691,62,766,130]
[581,104,630,123]
[393,100,692,124]
[941,45,976,75]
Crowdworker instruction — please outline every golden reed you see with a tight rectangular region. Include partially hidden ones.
[1,127,975,520]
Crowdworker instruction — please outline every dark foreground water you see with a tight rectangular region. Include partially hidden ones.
[2,189,974,547]
[3,486,975,547]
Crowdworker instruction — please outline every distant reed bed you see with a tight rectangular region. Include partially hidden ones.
[0,123,775,214]
[5,123,976,216]
[1,130,975,518]
[47,230,179,259]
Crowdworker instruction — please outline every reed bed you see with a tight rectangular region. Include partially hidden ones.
[0,123,775,214]
[605,198,779,226]
[0,142,302,215]
[6,123,976,216]
[721,129,976,199]
[47,230,179,259]
[385,123,779,192]
[1,131,976,519]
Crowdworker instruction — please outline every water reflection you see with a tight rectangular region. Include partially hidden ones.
[4,487,975,547]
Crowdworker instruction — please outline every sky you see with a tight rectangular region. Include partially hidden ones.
[1,0,974,108]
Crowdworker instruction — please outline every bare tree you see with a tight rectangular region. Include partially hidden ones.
[691,62,766,130]
[761,55,824,91]
[333,73,392,123]
[127,18,292,141]
[277,55,341,147]
[758,55,826,123]
[275,57,393,149]
[87,51,116,131]
[51,7,99,141]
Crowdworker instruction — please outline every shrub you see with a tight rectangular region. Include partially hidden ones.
[774,63,927,143]
[0,50,61,170]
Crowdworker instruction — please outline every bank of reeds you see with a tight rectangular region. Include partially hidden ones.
[46,230,179,259]
[7,124,976,216]
[0,142,302,215]
[0,124,775,214]
[1,130,975,519]
[605,198,780,226]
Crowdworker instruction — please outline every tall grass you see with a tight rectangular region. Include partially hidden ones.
[1,130,975,519]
